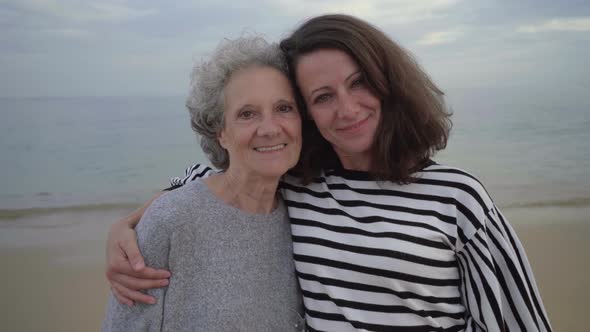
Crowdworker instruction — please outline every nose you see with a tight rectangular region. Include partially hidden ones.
[336,92,360,120]
[257,114,280,137]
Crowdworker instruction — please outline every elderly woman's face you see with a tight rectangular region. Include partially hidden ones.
[218,65,302,178]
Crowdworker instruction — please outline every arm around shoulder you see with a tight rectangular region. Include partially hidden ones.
[103,195,176,331]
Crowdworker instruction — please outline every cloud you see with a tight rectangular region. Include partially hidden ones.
[268,0,461,24]
[416,29,463,45]
[518,17,590,33]
[87,3,157,21]
[0,6,19,23]
[6,0,157,23]
[43,28,92,39]
[2,0,588,97]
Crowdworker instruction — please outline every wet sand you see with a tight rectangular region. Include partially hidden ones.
[0,206,588,331]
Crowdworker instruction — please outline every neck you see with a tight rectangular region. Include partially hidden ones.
[335,150,372,171]
[204,167,280,214]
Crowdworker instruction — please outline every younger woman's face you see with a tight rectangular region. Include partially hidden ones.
[295,49,381,171]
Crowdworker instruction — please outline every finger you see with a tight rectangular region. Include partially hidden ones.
[106,259,171,286]
[119,236,145,271]
[135,266,171,279]
[111,282,157,305]
[111,286,134,307]
[113,273,169,291]
[106,258,136,283]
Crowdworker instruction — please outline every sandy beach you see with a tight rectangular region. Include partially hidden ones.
[0,208,122,332]
[0,205,588,331]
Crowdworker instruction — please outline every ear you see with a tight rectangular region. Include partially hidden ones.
[217,128,228,150]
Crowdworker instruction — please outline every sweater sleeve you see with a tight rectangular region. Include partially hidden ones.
[102,197,173,332]
[456,204,552,332]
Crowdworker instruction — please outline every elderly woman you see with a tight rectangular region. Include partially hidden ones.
[102,37,304,331]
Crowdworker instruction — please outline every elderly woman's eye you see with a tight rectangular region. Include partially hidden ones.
[277,104,294,113]
[238,110,255,119]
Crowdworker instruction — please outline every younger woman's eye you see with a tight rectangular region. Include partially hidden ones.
[314,93,331,104]
[351,77,364,88]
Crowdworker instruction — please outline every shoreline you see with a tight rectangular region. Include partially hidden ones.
[2,192,589,218]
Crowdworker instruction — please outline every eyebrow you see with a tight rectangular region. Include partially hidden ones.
[236,99,295,111]
[236,104,256,113]
[309,70,362,97]
[273,99,296,106]
[346,70,362,82]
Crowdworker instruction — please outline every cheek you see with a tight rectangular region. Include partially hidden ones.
[359,90,380,107]
[287,119,303,143]
[373,99,382,112]
[293,122,302,138]
[227,128,253,150]
[308,106,330,128]
[371,97,382,112]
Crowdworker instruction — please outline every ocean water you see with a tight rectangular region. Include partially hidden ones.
[1,93,589,214]
[0,96,205,211]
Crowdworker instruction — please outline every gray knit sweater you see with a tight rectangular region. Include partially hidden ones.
[103,180,304,332]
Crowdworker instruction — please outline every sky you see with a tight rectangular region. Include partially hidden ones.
[0,0,589,100]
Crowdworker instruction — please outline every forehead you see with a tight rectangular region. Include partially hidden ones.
[224,65,294,107]
[295,49,360,91]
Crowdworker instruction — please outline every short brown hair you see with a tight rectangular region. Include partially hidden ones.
[280,14,452,183]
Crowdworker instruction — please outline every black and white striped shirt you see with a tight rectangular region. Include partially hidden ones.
[171,163,551,332]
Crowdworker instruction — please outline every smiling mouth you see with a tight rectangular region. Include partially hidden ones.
[254,144,287,152]
[337,115,370,132]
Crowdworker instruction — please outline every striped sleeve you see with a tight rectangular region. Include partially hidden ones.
[169,164,215,188]
[457,204,552,332]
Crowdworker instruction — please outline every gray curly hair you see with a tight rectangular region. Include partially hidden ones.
[186,36,289,170]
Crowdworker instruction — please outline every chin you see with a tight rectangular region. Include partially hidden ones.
[339,139,373,155]
[255,165,290,178]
